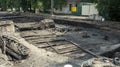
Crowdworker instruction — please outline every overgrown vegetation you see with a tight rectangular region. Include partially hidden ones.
[81,0,120,21]
[42,0,66,12]
[95,0,120,21]
[0,0,119,21]
[0,0,43,12]
[0,0,66,13]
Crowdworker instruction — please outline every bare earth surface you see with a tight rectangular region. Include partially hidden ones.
[0,12,120,67]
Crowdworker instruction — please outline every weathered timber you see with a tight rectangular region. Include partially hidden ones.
[0,33,30,60]
[6,47,24,60]
[65,39,100,58]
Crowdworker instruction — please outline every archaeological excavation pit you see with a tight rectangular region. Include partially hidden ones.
[16,19,120,59]
[0,14,120,67]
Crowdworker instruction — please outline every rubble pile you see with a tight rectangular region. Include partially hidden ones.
[0,20,30,67]
[0,33,30,60]
[15,19,55,31]
[113,52,120,66]
[81,50,120,67]
[81,57,116,67]
[33,19,55,29]
[0,20,30,60]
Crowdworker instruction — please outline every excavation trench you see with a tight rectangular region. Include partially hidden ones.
[0,14,120,67]
[54,19,98,28]
[54,19,120,55]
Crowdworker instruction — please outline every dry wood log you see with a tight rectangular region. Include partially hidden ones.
[0,34,30,60]
[6,47,26,60]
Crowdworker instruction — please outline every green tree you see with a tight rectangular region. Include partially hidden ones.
[0,0,66,13]
[0,0,7,10]
[81,0,98,3]
[31,0,43,12]
[42,0,66,12]
[96,0,120,21]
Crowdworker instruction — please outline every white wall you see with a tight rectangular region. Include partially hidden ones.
[82,5,90,15]
[82,4,98,15]
[54,2,98,15]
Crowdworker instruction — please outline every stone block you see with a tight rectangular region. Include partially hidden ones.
[0,20,15,33]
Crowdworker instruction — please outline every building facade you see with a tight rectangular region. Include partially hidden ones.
[54,0,81,14]
[54,0,98,16]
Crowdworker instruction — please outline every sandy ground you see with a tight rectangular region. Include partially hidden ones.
[0,49,13,67]
[0,12,119,67]
[12,34,82,67]
[17,28,120,67]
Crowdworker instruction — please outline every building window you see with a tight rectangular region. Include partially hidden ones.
[69,4,72,11]
[76,4,78,7]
